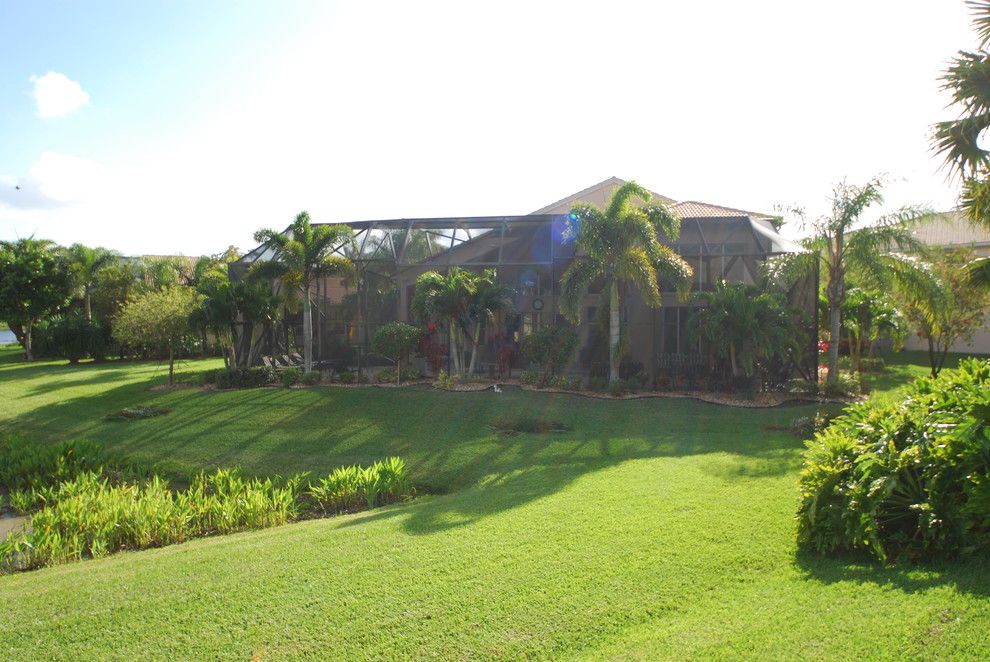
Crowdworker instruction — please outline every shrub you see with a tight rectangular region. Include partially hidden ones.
[210,367,276,389]
[306,457,411,513]
[433,369,459,390]
[822,370,860,398]
[797,358,990,562]
[281,367,302,387]
[520,325,578,384]
[788,410,833,439]
[519,369,541,386]
[376,367,422,383]
[337,371,356,384]
[44,312,111,363]
[301,371,322,386]
[549,374,582,390]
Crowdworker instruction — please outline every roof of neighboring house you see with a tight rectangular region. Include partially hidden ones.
[671,200,775,221]
[530,176,774,221]
[529,176,675,215]
[913,210,990,248]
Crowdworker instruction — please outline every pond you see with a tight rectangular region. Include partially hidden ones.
[0,329,16,344]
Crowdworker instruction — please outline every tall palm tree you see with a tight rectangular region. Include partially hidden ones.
[767,178,934,383]
[67,244,118,321]
[252,212,354,372]
[559,181,692,384]
[410,268,478,376]
[466,269,514,376]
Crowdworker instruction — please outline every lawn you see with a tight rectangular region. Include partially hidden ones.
[1,347,988,659]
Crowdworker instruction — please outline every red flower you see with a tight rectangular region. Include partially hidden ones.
[818,339,830,352]
[427,322,436,332]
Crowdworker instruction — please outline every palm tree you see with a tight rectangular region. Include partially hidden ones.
[559,181,692,384]
[767,178,934,383]
[252,212,354,372]
[466,269,514,376]
[410,268,478,376]
[67,244,118,321]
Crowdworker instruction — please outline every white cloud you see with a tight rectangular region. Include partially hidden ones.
[30,72,90,118]
[0,151,106,210]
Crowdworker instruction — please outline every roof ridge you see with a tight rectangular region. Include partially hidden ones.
[529,177,675,215]
[673,200,774,219]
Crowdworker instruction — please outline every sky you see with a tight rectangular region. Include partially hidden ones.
[0,0,978,256]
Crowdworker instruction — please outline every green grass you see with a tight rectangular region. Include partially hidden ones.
[1,347,989,659]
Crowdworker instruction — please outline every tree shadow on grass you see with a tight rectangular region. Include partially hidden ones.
[795,549,990,599]
[3,355,827,539]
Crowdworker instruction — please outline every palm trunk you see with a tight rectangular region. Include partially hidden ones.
[729,341,739,377]
[303,286,313,373]
[168,343,175,386]
[609,281,620,384]
[467,321,481,377]
[827,302,841,384]
[450,321,462,375]
[84,293,92,322]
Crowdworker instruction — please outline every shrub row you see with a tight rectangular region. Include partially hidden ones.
[203,366,277,389]
[797,358,990,562]
[1,456,413,573]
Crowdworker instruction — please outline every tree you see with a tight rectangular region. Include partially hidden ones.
[410,268,478,376]
[559,181,692,383]
[252,212,354,373]
[466,269,514,376]
[902,248,989,377]
[66,244,119,321]
[0,238,74,360]
[767,178,934,383]
[113,287,198,385]
[371,322,422,383]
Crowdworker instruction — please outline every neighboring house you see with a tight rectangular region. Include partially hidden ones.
[906,211,990,354]
[233,177,816,378]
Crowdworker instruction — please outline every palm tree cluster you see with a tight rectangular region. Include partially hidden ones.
[410,267,514,377]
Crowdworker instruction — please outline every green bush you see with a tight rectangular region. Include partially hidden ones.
[301,371,322,386]
[797,358,990,562]
[519,369,541,386]
[520,325,578,384]
[282,367,302,387]
[371,322,422,383]
[208,367,277,389]
[432,370,459,390]
[337,371,356,384]
[376,367,422,383]
[822,370,861,398]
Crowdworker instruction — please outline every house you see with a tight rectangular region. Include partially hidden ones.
[233,178,816,380]
[906,210,990,354]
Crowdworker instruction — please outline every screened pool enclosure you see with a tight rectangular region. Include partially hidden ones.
[231,211,818,385]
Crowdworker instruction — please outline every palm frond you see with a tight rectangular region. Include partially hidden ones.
[933,115,990,176]
[967,254,990,288]
[969,1,990,47]
[604,180,652,221]
[559,256,599,323]
[643,203,681,241]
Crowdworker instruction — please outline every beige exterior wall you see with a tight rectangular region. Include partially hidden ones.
[905,213,990,355]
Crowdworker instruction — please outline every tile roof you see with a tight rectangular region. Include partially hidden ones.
[671,201,774,220]
[529,177,675,215]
